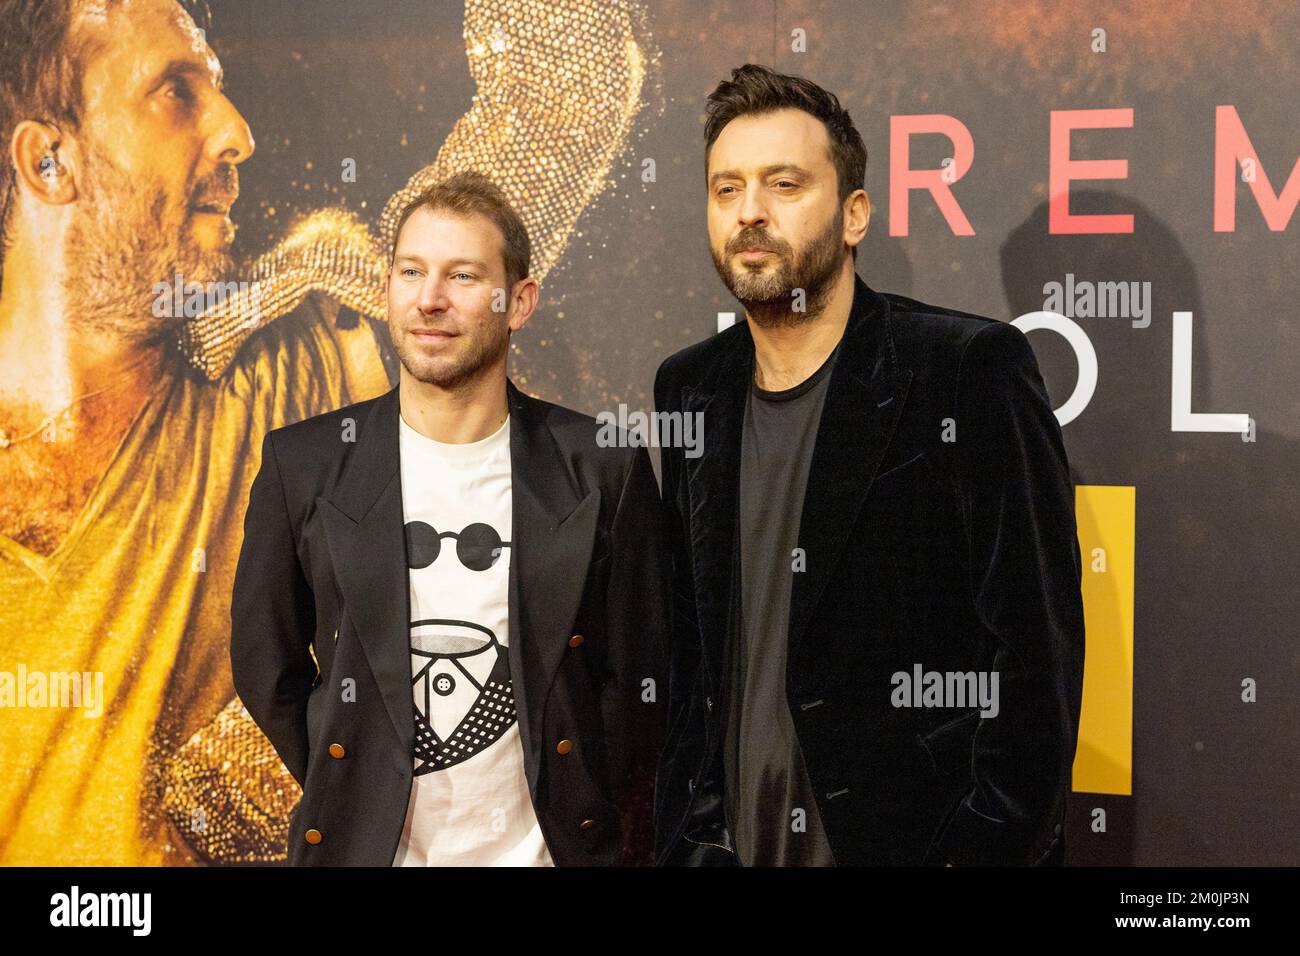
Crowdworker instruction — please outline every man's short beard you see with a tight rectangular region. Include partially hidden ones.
[393,319,510,391]
[62,140,231,348]
[712,207,846,329]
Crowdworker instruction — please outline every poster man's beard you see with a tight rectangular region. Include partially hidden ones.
[712,212,846,329]
[62,150,233,347]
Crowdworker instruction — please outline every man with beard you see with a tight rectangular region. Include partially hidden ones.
[652,64,1086,866]
[230,172,668,865]
[0,0,651,865]
[0,0,307,867]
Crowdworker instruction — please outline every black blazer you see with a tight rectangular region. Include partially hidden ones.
[652,274,1086,866]
[230,379,668,866]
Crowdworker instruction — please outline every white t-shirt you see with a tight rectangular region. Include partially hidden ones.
[391,410,553,866]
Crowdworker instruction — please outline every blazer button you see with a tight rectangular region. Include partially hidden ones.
[304,829,322,845]
[579,818,597,831]
[329,743,346,759]
[568,634,584,648]
[556,739,573,755]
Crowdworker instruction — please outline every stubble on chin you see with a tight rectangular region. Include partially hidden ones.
[393,323,510,391]
[62,168,230,347]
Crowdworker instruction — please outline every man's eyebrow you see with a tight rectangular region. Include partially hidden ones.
[151,57,224,92]
[708,164,815,188]
[392,256,491,271]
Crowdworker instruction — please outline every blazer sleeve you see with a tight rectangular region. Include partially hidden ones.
[601,443,671,860]
[229,429,317,789]
[935,320,1086,866]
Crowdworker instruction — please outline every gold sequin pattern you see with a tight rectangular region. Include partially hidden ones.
[160,699,300,865]
[176,0,653,382]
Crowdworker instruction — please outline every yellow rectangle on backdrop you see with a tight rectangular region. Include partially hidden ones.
[1072,485,1135,796]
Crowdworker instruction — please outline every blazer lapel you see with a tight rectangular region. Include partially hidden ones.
[317,385,413,757]
[682,337,750,694]
[317,381,600,798]
[506,379,600,798]
[788,278,912,670]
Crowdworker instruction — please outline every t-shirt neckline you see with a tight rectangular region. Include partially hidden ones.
[399,411,510,460]
[751,340,842,403]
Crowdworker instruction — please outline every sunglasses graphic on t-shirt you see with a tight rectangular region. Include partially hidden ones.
[404,520,511,572]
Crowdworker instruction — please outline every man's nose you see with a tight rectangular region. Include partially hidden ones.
[417,278,451,312]
[206,93,255,166]
[737,185,770,227]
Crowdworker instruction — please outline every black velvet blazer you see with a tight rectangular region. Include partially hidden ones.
[652,273,1086,866]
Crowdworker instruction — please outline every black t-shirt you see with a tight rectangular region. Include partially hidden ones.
[722,342,841,866]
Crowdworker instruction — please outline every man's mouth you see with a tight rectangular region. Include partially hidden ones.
[190,194,236,216]
[410,327,458,340]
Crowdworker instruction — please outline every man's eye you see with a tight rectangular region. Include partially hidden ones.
[716,185,737,197]
[452,272,474,281]
[775,180,798,189]
[165,79,194,103]
[402,268,420,277]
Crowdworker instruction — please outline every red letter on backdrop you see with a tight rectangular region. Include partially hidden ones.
[1049,108,1133,234]
[889,114,975,237]
[1213,105,1300,232]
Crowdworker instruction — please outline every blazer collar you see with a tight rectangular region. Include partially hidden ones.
[318,377,599,799]
[325,378,582,525]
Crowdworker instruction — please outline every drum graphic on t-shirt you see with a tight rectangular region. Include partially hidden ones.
[403,518,516,775]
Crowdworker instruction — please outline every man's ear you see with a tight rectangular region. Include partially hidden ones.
[12,120,77,206]
[508,277,540,333]
[844,188,870,246]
